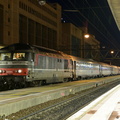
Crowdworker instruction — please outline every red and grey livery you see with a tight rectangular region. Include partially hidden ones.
[0,43,119,90]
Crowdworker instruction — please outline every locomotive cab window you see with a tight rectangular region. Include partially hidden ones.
[13,53,26,60]
[0,53,11,60]
[0,52,32,61]
[12,52,33,61]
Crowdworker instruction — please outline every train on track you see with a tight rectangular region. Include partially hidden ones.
[0,43,119,89]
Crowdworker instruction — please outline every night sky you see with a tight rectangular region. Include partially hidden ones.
[47,0,120,50]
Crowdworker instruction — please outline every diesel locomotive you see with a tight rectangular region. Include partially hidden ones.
[0,43,119,89]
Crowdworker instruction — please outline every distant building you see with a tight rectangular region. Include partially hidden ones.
[0,0,100,60]
[79,26,100,61]
[84,34,100,61]
[0,0,62,50]
[61,24,100,60]
[60,23,84,58]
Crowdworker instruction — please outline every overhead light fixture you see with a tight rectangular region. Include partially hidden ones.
[37,0,46,5]
[110,50,114,54]
[84,34,90,38]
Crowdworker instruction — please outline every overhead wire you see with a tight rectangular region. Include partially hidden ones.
[95,0,120,46]
[62,0,119,50]
[86,0,120,49]
[76,0,119,49]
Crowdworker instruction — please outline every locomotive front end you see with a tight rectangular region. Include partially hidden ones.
[0,50,32,89]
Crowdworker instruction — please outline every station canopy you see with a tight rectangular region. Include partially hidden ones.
[107,0,120,30]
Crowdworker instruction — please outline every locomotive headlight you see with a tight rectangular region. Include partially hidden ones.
[18,69,22,73]
[0,70,2,73]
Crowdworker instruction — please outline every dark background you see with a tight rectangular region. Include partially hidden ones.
[48,0,120,50]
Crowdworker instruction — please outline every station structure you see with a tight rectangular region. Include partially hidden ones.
[0,0,100,60]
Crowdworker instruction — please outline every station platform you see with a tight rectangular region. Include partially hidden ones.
[0,75,120,116]
[67,81,120,120]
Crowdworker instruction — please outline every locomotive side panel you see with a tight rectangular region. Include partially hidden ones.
[31,53,73,83]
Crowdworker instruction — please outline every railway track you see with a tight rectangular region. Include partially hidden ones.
[5,78,120,120]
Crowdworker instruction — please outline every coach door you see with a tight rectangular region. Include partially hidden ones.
[99,65,102,77]
[73,61,76,80]
[29,53,35,78]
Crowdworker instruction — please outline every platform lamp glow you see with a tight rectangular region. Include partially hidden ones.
[110,50,114,65]
[84,34,90,38]
[110,50,114,54]
[37,0,46,5]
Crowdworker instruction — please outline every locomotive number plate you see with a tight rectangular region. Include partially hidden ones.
[6,71,13,73]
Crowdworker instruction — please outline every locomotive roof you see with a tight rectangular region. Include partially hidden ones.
[0,43,32,51]
[0,43,59,53]
[0,43,69,58]
[32,44,61,54]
